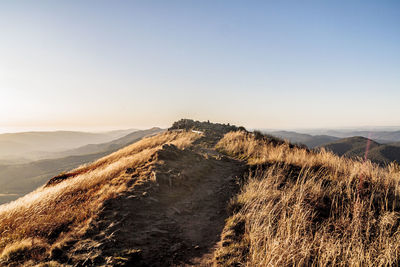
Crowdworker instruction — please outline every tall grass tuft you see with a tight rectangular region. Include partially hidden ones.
[215,131,400,266]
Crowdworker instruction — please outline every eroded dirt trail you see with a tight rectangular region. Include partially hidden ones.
[68,143,246,266]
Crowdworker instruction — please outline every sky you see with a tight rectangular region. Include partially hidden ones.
[0,0,399,132]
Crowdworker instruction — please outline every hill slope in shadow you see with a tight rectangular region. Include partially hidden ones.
[321,136,400,165]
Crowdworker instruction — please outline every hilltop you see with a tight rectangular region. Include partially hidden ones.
[1,119,400,266]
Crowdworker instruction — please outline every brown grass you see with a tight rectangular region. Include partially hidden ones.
[0,130,200,264]
[215,131,400,266]
[2,128,400,266]
[0,238,48,264]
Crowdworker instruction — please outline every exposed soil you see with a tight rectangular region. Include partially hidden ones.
[59,142,246,266]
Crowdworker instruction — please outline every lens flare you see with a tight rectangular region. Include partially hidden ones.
[364,133,372,161]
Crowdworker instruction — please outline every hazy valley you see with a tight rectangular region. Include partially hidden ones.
[0,128,163,204]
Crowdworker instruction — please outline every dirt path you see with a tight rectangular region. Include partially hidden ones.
[66,143,246,266]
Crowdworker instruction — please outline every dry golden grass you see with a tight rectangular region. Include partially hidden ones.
[3,128,400,266]
[215,131,400,266]
[0,130,200,264]
[0,238,48,263]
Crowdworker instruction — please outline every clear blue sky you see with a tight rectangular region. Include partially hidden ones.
[0,1,399,132]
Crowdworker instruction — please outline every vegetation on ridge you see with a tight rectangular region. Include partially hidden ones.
[215,131,400,266]
[0,131,200,266]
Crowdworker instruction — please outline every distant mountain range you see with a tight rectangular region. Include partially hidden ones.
[0,128,137,163]
[0,127,163,204]
[266,131,339,148]
[297,130,400,144]
[42,127,162,159]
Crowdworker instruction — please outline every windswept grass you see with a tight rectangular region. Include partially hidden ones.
[2,127,400,266]
[0,130,200,264]
[0,238,48,264]
[215,131,400,266]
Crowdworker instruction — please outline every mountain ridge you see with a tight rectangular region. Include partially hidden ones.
[1,120,400,266]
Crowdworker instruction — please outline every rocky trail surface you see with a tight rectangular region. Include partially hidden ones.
[62,141,246,266]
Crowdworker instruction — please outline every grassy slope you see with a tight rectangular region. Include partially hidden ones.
[0,131,200,266]
[214,131,400,266]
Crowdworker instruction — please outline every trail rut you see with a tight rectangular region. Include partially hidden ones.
[65,143,246,266]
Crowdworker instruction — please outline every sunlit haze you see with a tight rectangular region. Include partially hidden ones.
[1,1,399,132]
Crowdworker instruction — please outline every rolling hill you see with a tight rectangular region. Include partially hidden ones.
[1,120,400,266]
[0,128,163,204]
[310,129,400,144]
[321,136,400,165]
[267,130,339,148]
